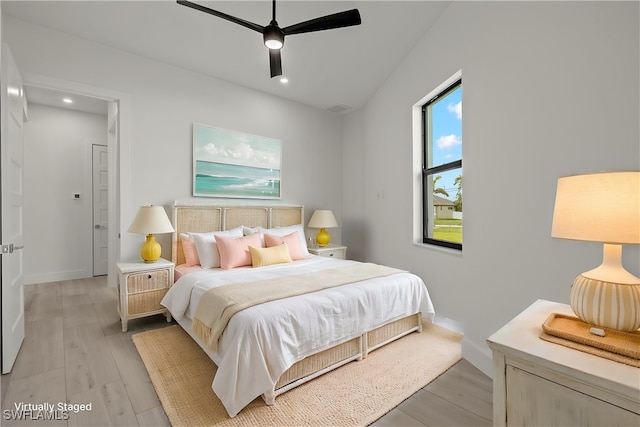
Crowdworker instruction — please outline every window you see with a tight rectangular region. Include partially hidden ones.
[421,78,462,250]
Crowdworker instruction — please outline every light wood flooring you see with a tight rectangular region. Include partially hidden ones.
[1,276,492,426]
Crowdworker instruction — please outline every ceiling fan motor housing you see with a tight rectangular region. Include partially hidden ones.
[264,23,284,49]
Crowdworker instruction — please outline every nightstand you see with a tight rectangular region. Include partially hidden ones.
[487,299,640,426]
[308,243,347,260]
[116,258,174,332]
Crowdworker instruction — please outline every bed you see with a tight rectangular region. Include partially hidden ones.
[161,204,435,417]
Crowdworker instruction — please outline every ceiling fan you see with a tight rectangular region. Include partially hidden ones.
[177,0,361,78]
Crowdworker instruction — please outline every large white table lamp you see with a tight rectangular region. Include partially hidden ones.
[551,171,640,332]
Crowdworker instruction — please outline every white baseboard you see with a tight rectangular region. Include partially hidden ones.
[24,269,92,285]
[461,337,494,379]
[432,314,493,379]
[432,313,464,334]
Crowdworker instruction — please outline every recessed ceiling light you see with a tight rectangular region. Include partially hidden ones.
[280,77,289,84]
[63,98,73,104]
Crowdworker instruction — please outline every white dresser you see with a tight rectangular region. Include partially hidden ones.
[487,299,640,426]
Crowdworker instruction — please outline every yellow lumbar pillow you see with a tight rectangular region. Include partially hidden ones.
[249,243,292,267]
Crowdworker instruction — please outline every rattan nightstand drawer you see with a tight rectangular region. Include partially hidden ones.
[127,269,170,293]
[127,288,169,315]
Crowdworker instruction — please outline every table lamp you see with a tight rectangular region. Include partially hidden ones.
[308,210,338,247]
[128,206,175,263]
[551,171,640,332]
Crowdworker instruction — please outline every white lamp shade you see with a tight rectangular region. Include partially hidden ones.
[128,206,174,234]
[308,210,338,228]
[551,171,640,244]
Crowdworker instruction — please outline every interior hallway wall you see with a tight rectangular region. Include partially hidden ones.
[23,103,107,284]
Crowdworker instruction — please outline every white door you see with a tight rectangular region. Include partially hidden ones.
[92,144,108,276]
[1,43,25,374]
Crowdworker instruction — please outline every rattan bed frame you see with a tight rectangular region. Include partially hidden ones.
[171,203,422,406]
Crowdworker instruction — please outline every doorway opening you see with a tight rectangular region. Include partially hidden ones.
[22,81,123,287]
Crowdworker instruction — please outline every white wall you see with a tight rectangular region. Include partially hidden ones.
[341,109,365,261]
[23,104,107,284]
[343,1,640,376]
[3,15,344,265]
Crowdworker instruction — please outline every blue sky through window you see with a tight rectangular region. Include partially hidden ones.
[430,86,462,200]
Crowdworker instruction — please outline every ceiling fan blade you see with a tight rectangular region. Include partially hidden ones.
[283,9,361,36]
[177,0,264,33]
[269,49,283,78]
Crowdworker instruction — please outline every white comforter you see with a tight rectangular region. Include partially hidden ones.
[161,256,435,417]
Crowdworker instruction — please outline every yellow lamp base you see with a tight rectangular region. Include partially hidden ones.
[570,275,640,332]
[140,234,161,263]
[315,228,331,247]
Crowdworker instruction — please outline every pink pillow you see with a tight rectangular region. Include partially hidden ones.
[180,233,200,266]
[264,231,305,261]
[216,233,262,270]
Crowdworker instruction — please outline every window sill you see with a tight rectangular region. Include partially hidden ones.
[412,241,462,256]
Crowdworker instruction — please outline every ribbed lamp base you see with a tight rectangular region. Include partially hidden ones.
[140,234,161,263]
[315,228,331,247]
[570,275,640,332]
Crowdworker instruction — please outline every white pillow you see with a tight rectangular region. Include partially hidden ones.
[243,226,265,246]
[191,226,244,269]
[246,224,309,256]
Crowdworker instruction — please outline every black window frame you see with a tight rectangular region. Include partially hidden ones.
[421,79,462,250]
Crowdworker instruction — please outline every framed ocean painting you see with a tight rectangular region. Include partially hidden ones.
[193,124,282,199]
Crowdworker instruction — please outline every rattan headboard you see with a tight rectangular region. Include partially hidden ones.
[171,204,304,266]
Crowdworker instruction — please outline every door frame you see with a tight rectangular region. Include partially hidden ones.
[22,72,131,287]
[92,143,108,277]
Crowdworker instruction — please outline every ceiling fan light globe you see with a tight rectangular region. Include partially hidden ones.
[263,24,284,50]
[265,39,283,49]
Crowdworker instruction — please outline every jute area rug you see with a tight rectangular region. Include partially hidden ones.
[132,322,462,426]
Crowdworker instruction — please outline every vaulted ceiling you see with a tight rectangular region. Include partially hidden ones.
[3,1,451,113]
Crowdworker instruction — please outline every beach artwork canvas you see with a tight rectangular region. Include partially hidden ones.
[193,124,282,199]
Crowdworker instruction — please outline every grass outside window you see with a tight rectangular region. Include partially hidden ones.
[433,219,462,243]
